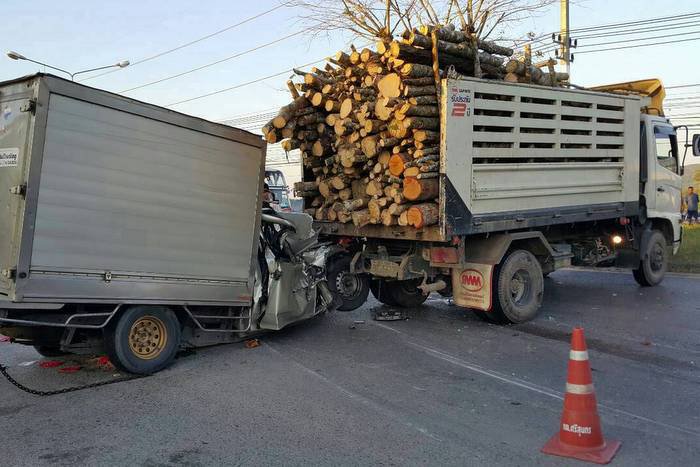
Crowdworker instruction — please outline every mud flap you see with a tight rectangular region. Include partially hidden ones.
[451,263,494,312]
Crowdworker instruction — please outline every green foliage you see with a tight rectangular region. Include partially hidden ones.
[670,225,700,273]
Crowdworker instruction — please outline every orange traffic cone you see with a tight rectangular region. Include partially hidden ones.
[541,327,621,464]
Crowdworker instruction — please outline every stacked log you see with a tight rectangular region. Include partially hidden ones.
[263,24,566,230]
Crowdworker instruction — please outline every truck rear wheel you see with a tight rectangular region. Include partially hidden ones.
[327,255,370,311]
[370,280,398,306]
[489,250,544,324]
[105,306,181,374]
[633,230,668,287]
[384,279,429,308]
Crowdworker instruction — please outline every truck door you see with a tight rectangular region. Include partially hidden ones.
[649,124,682,218]
[0,86,35,296]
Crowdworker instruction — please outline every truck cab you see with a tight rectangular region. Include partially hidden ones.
[265,169,292,212]
[642,114,682,253]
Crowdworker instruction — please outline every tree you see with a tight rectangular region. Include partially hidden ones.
[290,0,561,42]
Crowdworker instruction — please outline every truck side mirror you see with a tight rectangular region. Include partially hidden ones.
[693,134,700,157]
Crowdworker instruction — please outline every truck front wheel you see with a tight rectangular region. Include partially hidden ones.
[633,230,668,287]
[327,255,370,311]
[489,250,544,324]
[105,306,181,374]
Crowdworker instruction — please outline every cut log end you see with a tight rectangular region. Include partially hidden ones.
[406,203,439,228]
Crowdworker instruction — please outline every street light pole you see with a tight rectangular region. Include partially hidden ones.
[5,51,129,80]
[70,61,130,80]
[6,51,72,78]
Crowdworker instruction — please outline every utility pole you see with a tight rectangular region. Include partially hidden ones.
[559,0,570,75]
[552,0,576,79]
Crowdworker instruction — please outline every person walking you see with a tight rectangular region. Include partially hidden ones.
[685,186,699,224]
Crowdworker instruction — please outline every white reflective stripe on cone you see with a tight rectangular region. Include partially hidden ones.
[566,383,594,395]
[569,350,589,361]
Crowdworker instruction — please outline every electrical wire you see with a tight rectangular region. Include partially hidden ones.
[572,19,700,40]
[567,11,700,34]
[526,11,700,55]
[217,107,282,122]
[80,2,291,82]
[667,83,700,89]
[166,57,326,107]
[575,36,700,55]
[120,29,309,93]
[577,29,700,48]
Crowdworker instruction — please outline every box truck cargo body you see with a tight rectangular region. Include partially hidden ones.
[0,74,264,304]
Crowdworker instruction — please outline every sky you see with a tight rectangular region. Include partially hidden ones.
[2,0,700,181]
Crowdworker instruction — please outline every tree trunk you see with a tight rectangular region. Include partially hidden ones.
[388,153,412,176]
[403,177,439,201]
[377,73,402,98]
[351,209,372,227]
[407,203,439,228]
[404,117,439,131]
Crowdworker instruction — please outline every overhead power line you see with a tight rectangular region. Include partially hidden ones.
[567,11,700,34]
[527,11,700,54]
[120,29,309,93]
[667,83,700,89]
[217,107,281,122]
[576,36,700,55]
[80,2,290,82]
[572,19,700,40]
[166,42,372,107]
[577,29,700,48]
[166,57,325,107]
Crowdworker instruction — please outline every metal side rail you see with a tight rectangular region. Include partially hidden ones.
[0,305,122,329]
[182,305,252,333]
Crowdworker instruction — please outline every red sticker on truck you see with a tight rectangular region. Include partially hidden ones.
[452,102,467,117]
[449,87,472,118]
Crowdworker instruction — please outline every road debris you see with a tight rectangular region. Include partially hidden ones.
[244,339,261,349]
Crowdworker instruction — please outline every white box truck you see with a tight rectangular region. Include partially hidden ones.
[320,77,696,323]
[0,74,336,373]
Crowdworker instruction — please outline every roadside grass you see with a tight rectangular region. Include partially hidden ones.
[670,224,700,273]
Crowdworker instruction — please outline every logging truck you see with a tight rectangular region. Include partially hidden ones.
[318,77,697,323]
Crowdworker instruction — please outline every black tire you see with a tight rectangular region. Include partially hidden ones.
[384,279,429,308]
[490,250,544,324]
[105,306,181,375]
[327,255,370,311]
[633,230,668,287]
[33,345,68,358]
[370,280,398,306]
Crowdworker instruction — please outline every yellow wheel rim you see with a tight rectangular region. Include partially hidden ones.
[128,316,167,360]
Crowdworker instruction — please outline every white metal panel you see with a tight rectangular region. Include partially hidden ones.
[0,81,35,296]
[444,78,640,216]
[31,94,263,280]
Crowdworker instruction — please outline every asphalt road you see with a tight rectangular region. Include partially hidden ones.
[1,269,699,466]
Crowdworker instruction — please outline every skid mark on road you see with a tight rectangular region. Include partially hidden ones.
[516,322,700,366]
[265,343,443,442]
[373,321,700,438]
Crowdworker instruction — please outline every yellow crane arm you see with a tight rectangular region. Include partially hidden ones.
[590,78,666,116]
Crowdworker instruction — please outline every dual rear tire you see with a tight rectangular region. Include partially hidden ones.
[371,279,429,308]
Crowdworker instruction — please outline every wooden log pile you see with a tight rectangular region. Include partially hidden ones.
[262,24,566,229]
